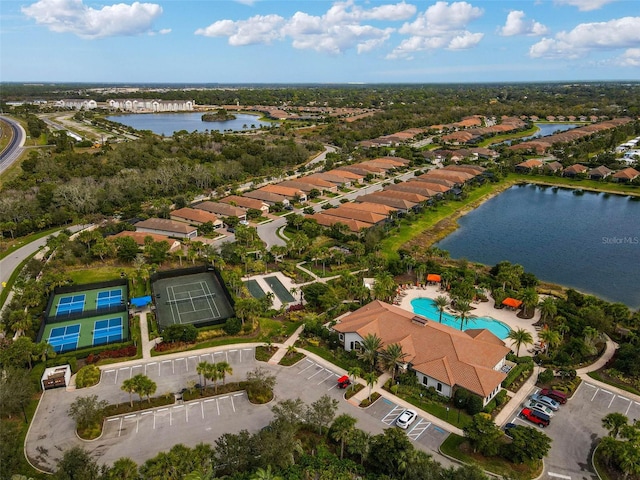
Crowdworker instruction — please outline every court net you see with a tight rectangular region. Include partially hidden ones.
[166,292,216,305]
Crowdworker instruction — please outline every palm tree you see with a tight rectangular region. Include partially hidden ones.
[347,429,371,465]
[251,465,282,480]
[347,366,362,390]
[197,361,212,390]
[520,288,539,317]
[207,364,221,394]
[538,328,562,355]
[331,414,357,460]
[357,333,382,372]
[455,300,472,331]
[216,361,233,385]
[377,343,408,381]
[538,297,557,324]
[363,372,377,402]
[602,412,628,439]
[372,271,396,302]
[507,328,534,357]
[434,296,449,323]
[121,377,137,408]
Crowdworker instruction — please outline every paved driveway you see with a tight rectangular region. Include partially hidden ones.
[508,382,640,480]
[26,349,456,472]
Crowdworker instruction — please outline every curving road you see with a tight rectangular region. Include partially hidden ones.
[0,115,26,175]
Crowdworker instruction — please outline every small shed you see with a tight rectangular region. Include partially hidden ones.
[502,298,523,310]
[41,365,71,390]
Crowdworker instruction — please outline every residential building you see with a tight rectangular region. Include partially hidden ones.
[258,185,307,202]
[112,231,182,252]
[220,195,270,214]
[612,167,640,182]
[135,218,197,239]
[306,213,370,233]
[588,166,613,180]
[194,201,247,220]
[563,164,588,177]
[332,300,509,405]
[170,207,223,228]
[242,190,289,206]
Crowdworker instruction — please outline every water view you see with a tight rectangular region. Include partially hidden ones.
[436,185,640,308]
[106,112,273,136]
[500,123,581,145]
[410,298,511,338]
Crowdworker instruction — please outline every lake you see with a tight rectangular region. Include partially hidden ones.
[500,123,581,145]
[105,112,273,136]
[436,185,640,308]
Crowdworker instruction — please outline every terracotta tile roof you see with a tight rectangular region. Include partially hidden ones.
[543,161,563,172]
[135,218,197,235]
[589,165,613,177]
[297,176,337,189]
[355,194,417,210]
[333,301,509,397]
[259,185,305,198]
[377,189,430,203]
[516,159,543,169]
[277,180,320,193]
[195,201,247,218]
[414,176,456,189]
[424,170,474,182]
[332,167,369,179]
[220,195,268,211]
[242,190,287,204]
[564,164,588,175]
[612,167,640,180]
[306,213,370,232]
[344,201,397,215]
[322,206,387,224]
[171,207,220,225]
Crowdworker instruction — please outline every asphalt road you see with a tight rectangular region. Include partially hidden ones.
[25,347,457,472]
[0,115,26,174]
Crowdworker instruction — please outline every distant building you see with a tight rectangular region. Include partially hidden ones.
[135,218,197,239]
[107,99,194,112]
[54,99,98,110]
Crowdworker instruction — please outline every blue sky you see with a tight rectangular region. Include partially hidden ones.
[1,0,639,83]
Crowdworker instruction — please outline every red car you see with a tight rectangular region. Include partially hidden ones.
[519,408,550,427]
[337,375,351,389]
[539,388,568,404]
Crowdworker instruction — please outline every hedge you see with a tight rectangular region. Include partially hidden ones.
[502,362,533,388]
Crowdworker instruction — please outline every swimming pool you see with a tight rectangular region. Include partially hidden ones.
[410,298,511,339]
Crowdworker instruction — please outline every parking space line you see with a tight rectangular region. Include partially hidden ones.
[201,402,204,419]
[381,406,404,425]
[591,388,600,401]
[408,420,431,440]
[625,400,632,416]
[584,383,596,388]
[217,399,220,416]
[231,396,236,412]
[318,372,334,385]
[204,399,215,403]
[131,365,142,370]
[106,418,119,422]
[298,364,315,374]
[124,414,136,419]
[609,395,616,408]
[307,368,325,379]
[117,417,123,436]
[141,411,152,416]
[601,389,613,396]
[104,369,114,373]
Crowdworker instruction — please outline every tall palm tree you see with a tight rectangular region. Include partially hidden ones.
[455,300,472,331]
[331,414,357,460]
[520,288,539,317]
[363,372,377,402]
[216,361,233,385]
[602,412,628,439]
[507,328,534,357]
[347,366,362,391]
[207,364,221,394]
[121,377,137,408]
[197,361,212,389]
[538,328,562,355]
[357,333,382,372]
[377,343,408,381]
[538,297,557,325]
[372,272,396,302]
[434,296,449,323]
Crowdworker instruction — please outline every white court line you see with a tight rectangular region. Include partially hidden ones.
[547,472,571,479]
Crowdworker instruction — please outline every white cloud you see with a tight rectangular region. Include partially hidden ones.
[500,10,548,37]
[390,1,484,58]
[21,0,162,39]
[195,0,409,54]
[616,48,640,67]
[554,0,617,12]
[530,16,640,59]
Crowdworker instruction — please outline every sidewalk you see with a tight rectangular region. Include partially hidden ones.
[268,325,304,364]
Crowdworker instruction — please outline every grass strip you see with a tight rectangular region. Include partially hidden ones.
[0,226,63,261]
[587,371,640,396]
[0,249,39,309]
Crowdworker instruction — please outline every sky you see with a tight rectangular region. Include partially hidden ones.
[1,0,639,84]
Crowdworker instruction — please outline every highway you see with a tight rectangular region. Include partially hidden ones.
[0,115,26,174]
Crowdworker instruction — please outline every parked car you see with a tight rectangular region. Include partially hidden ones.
[337,375,351,389]
[539,388,568,404]
[524,399,555,417]
[504,423,518,437]
[519,407,550,427]
[396,409,418,429]
[531,393,560,411]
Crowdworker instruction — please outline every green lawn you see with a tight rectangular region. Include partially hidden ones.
[510,173,640,196]
[0,226,64,261]
[67,266,134,284]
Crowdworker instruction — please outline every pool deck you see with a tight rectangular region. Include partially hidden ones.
[394,283,541,353]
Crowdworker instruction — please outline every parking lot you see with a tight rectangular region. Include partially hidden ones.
[508,382,640,480]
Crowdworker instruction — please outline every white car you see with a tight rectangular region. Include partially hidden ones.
[396,409,418,429]
[524,400,555,417]
[531,393,560,411]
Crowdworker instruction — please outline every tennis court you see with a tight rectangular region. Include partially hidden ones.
[93,317,124,345]
[48,324,81,353]
[265,276,295,303]
[244,279,266,299]
[96,289,123,309]
[55,294,86,316]
[152,271,234,329]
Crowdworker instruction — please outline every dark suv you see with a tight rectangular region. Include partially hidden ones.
[519,407,550,427]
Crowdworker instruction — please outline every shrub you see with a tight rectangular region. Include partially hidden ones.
[502,362,533,388]
[538,368,555,385]
[466,395,484,415]
[75,365,101,388]
[223,317,242,335]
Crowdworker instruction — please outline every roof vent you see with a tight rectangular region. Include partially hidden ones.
[412,316,428,326]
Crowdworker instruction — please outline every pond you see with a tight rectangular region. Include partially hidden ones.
[500,123,582,145]
[105,112,273,136]
[436,185,640,308]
